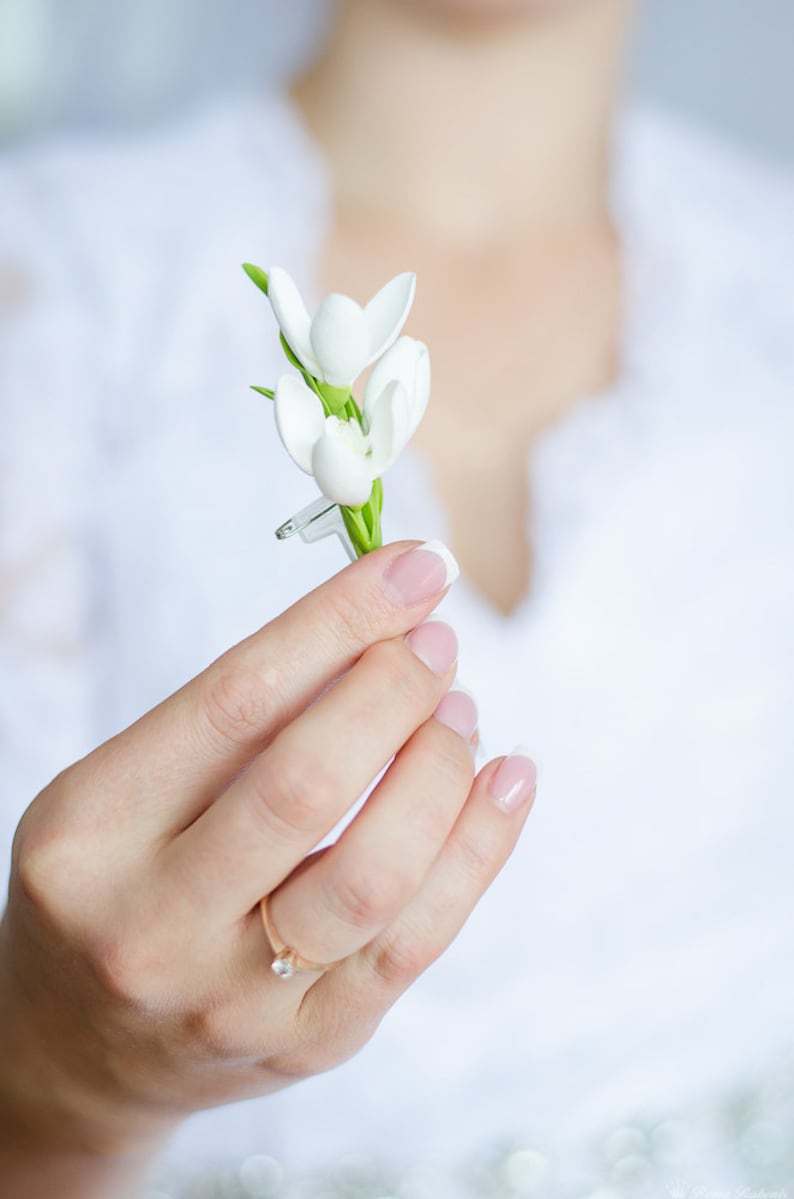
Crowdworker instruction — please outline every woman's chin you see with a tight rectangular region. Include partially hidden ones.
[394,0,583,23]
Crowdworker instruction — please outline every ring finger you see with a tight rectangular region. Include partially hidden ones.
[262,688,479,971]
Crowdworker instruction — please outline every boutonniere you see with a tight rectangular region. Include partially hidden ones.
[244,263,430,559]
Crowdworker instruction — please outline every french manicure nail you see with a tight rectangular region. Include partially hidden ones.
[489,748,538,814]
[453,685,484,757]
[405,620,458,677]
[434,689,478,740]
[383,540,460,607]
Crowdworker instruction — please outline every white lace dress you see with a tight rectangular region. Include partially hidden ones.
[1,91,793,1196]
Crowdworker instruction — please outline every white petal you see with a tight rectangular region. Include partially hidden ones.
[364,272,416,364]
[367,379,412,472]
[268,266,323,378]
[363,336,430,436]
[274,374,326,475]
[309,294,370,387]
[408,340,431,433]
[311,433,374,506]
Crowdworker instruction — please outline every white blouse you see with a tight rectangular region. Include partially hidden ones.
[1,90,793,1193]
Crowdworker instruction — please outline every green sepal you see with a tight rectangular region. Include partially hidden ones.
[276,337,350,418]
[317,381,353,417]
[277,334,327,405]
[301,371,326,404]
[242,263,270,296]
[345,394,365,428]
[279,332,304,370]
[250,385,275,399]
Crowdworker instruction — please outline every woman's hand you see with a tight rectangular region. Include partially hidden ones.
[0,540,537,1194]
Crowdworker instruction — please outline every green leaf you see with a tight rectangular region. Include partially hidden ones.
[250,385,275,399]
[242,263,269,296]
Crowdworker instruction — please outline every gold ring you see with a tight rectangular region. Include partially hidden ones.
[259,894,343,980]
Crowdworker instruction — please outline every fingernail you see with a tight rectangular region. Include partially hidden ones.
[383,540,460,607]
[488,748,538,814]
[434,689,478,740]
[405,620,458,677]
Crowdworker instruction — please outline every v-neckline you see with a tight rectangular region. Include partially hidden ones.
[257,87,656,630]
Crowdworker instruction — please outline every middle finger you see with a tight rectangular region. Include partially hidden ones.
[171,620,460,916]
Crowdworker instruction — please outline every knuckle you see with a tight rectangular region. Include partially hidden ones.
[182,1002,250,1060]
[325,578,396,657]
[426,729,475,790]
[202,660,278,749]
[269,1011,380,1079]
[454,831,495,889]
[325,867,402,932]
[87,901,178,1011]
[366,925,428,988]
[13,822,56,912]
[12,797,81,919]
[260,1050,313,1083]
[364,639,431,710]
[255,752,336,839]
[91,931,162,1009]
[325,585,380,655]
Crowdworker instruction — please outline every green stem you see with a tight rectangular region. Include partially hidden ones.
[340,478,383,557]
[340,506,368,557]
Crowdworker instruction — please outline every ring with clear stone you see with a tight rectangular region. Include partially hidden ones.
[259,893,343,980]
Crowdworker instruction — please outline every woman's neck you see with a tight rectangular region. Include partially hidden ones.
[292,0,634,245]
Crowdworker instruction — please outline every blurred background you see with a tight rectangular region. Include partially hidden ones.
[1,0,793,164]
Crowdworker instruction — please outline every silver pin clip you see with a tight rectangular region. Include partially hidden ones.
[275,495,357,562]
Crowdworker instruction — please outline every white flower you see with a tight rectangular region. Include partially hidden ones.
[274,337,431,506]
[267,266,417,388]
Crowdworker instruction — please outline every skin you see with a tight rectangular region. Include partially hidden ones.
[295,0,634,612]
[1,0,631,1193]
[0,542,535,1198]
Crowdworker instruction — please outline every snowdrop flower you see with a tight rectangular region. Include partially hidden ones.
[243,261,428,555]
[274,337,430,507]
[268,266,417,389]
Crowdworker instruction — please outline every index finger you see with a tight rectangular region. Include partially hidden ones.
[78,539,459,829]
